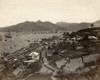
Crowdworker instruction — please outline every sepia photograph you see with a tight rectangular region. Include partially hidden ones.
[0,0,100,80]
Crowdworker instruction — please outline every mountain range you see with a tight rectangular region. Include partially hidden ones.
[0,20,100,32]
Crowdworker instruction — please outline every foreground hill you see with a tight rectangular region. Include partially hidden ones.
[2,26,100,80]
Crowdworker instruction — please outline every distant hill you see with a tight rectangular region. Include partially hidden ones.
[0,20,100,32]
[56,20,100,32]
[93,20,100,27]
[56,22,91,31]
[0,21,67,32]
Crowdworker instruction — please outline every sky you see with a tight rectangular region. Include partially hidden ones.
[0,0,100,27]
